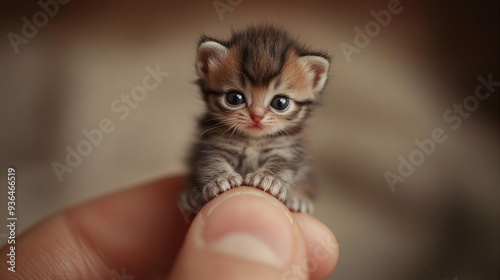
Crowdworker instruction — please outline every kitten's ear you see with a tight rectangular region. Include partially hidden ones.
[298,56,330,93]
[196,41,228,79]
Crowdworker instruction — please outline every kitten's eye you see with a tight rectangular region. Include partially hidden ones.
[270,96,290,110]
[225,91,245,106]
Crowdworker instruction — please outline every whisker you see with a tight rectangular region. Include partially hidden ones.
[220,123,238,139]
[235,124,244,138]
[280,128,296,145]
[199,122,224,137]
[277,129,286,139]
[229,124,238,140]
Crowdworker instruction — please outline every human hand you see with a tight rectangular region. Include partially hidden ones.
[0,176,338,279]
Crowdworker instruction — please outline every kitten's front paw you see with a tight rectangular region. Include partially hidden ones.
[245,172,287,201]
[202,173,243,200]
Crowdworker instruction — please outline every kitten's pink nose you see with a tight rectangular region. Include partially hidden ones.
[250,114,264,123]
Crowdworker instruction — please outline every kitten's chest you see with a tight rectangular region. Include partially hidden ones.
[210,138,290,175]
[239,146,261,174]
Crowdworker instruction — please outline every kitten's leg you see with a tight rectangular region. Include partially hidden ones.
[180,154,242,215]
[178,187,205,217]
[246,156,316,213]
[245,171,287,201]
[244,155,295,202]
[283,189,314,213]
[201,169,243,200]
[284,167,316,213]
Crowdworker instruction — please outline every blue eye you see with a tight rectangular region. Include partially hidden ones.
[226,91,245,106]
[270,96,290,110]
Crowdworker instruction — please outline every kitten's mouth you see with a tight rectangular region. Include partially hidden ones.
[247,122,265,129]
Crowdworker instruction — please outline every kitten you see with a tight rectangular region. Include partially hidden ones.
[179,25,330,216]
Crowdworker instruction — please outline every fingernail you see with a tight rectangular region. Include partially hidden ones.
[195,188,296,268]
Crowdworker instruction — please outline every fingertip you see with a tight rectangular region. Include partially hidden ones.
[169,187,309,280]
[198,187,298,268]
[293,213,339,280]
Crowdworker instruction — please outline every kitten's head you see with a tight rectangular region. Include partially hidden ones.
[196,25,330,138]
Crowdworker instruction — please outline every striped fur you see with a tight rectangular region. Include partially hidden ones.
[179,25,330,216]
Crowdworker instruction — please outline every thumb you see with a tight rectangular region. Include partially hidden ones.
[168,187,309,280]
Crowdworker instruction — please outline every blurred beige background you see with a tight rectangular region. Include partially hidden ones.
[1,0,499,279]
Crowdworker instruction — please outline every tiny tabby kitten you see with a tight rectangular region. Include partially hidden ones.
[179,25,330,216]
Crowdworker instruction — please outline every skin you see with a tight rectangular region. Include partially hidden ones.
[0,175,338,280]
